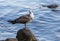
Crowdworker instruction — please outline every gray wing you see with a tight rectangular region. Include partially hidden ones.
[15,15,31,23]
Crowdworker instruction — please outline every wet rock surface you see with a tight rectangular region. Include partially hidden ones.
[16,28,37,41]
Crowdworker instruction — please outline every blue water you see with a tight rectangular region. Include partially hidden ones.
[0,0,60,41]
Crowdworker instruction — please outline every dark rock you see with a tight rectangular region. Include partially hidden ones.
[5,38,18,41]
[42,4,58,8]
[16,28,37,41]
[47,4,58,8]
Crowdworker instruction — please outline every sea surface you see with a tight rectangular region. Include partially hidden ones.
[0,0,60,41]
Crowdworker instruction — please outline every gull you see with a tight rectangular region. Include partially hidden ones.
[8,10,34,28]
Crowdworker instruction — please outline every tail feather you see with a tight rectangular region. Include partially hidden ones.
[8,20,16,24]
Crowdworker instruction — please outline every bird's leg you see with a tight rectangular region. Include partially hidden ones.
[25,23,26,28]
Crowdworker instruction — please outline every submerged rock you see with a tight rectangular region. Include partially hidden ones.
[43,4,58,8]
[16,27,37,41]
[0,40,5,41]
[5,38,18,41]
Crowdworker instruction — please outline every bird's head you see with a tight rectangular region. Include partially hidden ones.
[29,10,32,14]
[28,10,34,19]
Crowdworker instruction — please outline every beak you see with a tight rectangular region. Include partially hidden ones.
[29,10,31,14]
